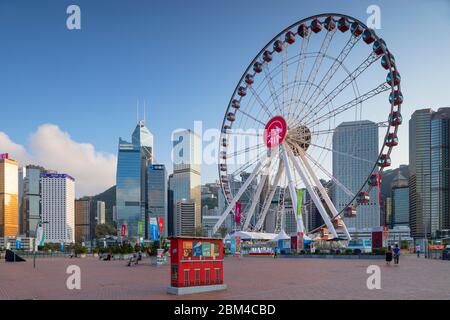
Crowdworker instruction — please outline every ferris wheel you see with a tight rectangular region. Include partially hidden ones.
[213,14,402,239]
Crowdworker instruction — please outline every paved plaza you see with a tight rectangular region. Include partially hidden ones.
[1,255,449,300]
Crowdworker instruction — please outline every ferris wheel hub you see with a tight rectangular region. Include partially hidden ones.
[285,125,312,155]
[264,116,287,148]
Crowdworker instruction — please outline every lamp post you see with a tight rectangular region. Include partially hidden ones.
[33,220,48,269]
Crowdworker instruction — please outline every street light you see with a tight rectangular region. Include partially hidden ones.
[33,220,48,269]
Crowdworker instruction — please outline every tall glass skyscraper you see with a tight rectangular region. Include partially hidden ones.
[147,164,168,237]
[171,129,201,236]
[409,108,450,239]
[332,120,380,230]
[391,173,409,227]
[0,157,19,238]
[116,120,154,240]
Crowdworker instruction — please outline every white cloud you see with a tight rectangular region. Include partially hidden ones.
[0,124,116,197]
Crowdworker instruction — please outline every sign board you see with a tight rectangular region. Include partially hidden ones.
[0,153,8,160]
[36,226,45,250]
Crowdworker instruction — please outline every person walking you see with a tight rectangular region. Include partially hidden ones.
[416,244,421,258]
[385,245,393,266]
[393,244,400,265]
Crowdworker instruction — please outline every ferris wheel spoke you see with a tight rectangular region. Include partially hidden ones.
[310,121,388,137]
[307,142,374,164]
[263,64,284,116]
[226,143,265,161]
[296,29,337,117]
[237,109,267,127]
[224,129,262,137]
[306,82,391,127]
[287,34,310,119]
[296,51,381,126]
[304,152,355,198]
[227,147,267,178]
[248,86,274,118]
[303,33,362,114]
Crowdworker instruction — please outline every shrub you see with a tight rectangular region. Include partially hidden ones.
[345,249,353,255]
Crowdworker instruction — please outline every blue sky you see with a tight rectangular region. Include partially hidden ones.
[1,0,449,195]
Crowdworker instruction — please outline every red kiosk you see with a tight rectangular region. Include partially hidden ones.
[167,237,227,295]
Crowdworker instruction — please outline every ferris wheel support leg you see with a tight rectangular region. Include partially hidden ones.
[242,162,272,230]
[280,143,305,233]
[285,145,338,238]
[298,151,351,241]
[255,160,284,231]
[213,152,275,235]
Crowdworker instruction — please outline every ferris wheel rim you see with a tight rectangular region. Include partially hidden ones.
[218,13,403,236]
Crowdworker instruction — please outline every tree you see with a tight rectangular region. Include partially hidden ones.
[194,226,208,237]
[218,226,228,238]
[95,223,117,238]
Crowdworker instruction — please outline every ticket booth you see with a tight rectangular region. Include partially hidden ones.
[167,237,227,295]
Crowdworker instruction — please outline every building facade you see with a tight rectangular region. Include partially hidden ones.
[332,120,380,230]
[391,173,409,227]
[41,173,75,243]
[147,164,168,237]
[75,199,91,243]
[0,157,19,238]
[116,119,154,240]
[171,129,201,236]
[176,199,196,236]
[409,108,450,239]
[21,165,45,237]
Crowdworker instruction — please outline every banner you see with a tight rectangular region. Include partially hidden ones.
[235,202,241,224]
[120,224,127,237]
[36,226,45,250]
[158,217,164,234]
[150,217,159,241]
[15,238,22,250]
[60,242,65,252]
[138,221,143,236]
[297,232,304,252]
[296,189,303,217]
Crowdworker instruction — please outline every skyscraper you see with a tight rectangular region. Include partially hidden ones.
[332,120,380,230]
[41,173,75,243]
[116,119,154,240]
[0,156,19,238]
[75,199,91,243]
[410,108,450,239]
[171,129,201,236]
[391,173,409,227]
[147,164,168,237]
[176,199,196,236]
[22,165,45,237]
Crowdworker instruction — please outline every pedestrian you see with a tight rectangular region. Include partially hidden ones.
[385,245,393,266]
[416,244,421,258]
[273,247,278,259]
[393,244,400,265]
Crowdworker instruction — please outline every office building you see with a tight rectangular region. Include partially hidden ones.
[0,156,19,237]
[147,164,168,237]
[21,165,46,237]
[332,120,380,230]
[41,173,75,243]
[410,108,450,239]
[75,199,91,243]
[96,201,106,225]
[116,119,154,239]
[171,129,201,235]
[176,199,196,236]
[392,173,409,227]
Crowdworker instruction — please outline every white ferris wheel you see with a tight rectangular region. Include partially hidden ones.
[213,14,403,240]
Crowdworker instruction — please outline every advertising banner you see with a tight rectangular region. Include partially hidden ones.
[230,240,236,255]
[138,221,143,236]
[297,232,304,252]
[202,242,211,257]
[60,242,65,252]
[36,226,45,250]
[15,238,22,250]
[235,202,241,224]
[193,242,202,257]
[158,217,164,234]
[0,153,8,160]
[235,236,241,254]
[150,217,159,241]
[120,224,127,237]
